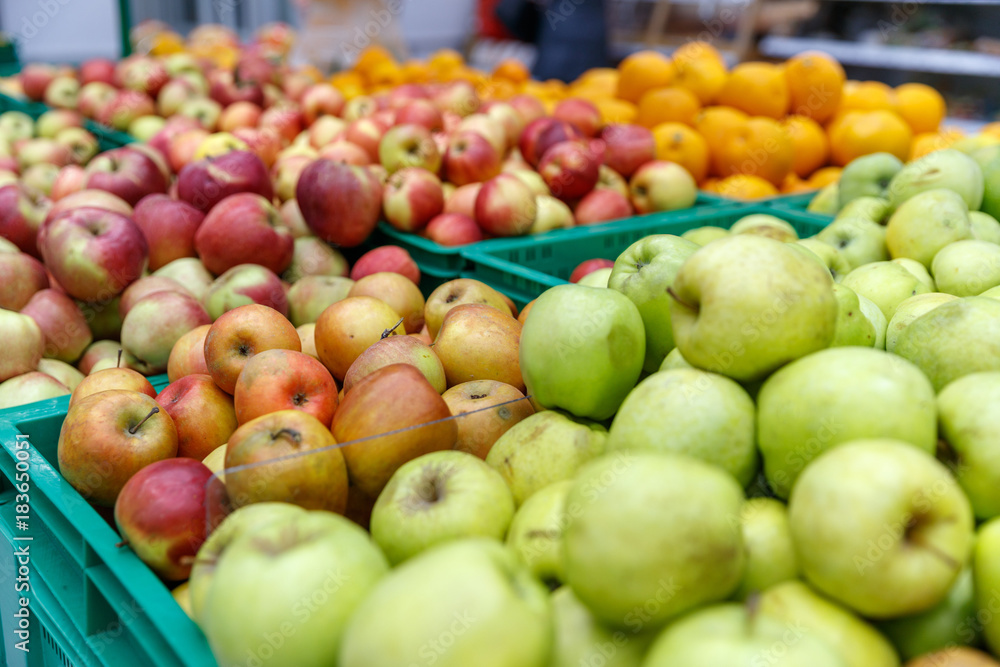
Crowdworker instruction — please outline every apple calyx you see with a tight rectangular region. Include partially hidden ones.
[936,437,962,473]
[271,428,302,445]
[381,317,405,339]
[129,407,160,434]
[903,514,960,569]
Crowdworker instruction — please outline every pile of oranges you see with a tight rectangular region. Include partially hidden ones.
[339,43,957,200]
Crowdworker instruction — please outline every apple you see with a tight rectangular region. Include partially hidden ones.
[43,76,80,109]
[758,346,937,498]
[347,271,424,333]
[829,283,881,348]
[194,193,293,276]
[317,139,370,166]
[816,216,889,270]
[553,98,601,137]
[38,207,148,302]
[164,324,211,383]
[0,371,70,409]
[730,498,800,600]
[529,194,575,233]
[594,164,631,200]
[974,517,1000,656]
[167,128,211,173]
[176,150,274,213]
[156,78,202,118]
[483,101,524,150]
[70,349,156,400]
[894,296,1000,390]
[577,268,612,287]
[299,83,345,124]
[931,240,1000,296]
[208,70,264,108]
[506,168,550,197]
[130,194,204,271]
[176,98,223,132]
[114,457,227,581]
[49,165,86,202]
[382,167,444,232]
[99,90,156,131]
[569,259,615,284]
[538,141,601,200]
[609,368,758,486]
[838,152,903,207]
[296,160,384,247]
[433,80,481,116]
[504,479,573,587]
[970,211,1000,244]
[82,146,168,207]
[76,340,125,375]
[37,358,84,391]
[79,58,115,86]
[885,292,959,353]
[58,390,178,506]
[193,132,251,161]
[152,257,214,301]
[443,130,502,186]
[599,124,655,178]
[433,303,523,390]
[286,275,353,327]
[313,296,405,380]
[886,189,974,267]
[439,380,533,459]
[840,260,933,321]
[115,55,169,97]
[259,104,304,145]
[629,160,698,214]
[343,117,389,161]
[888,148,984,212]
[349,245,420,284]
[377,123,442,174]
[837,195,891,224]
[121,291,212,374]
[387,84,429,109]
[0,252,48,310]
[19,63,59,101]
[444,182,481,217]
[217,102,263,135]
[35,109,83,139]
[15,138,73,170]
[394,99,444,132]
[282,236,349,284]
[204,304,301,394]
[203,264,288,320]
[20,288,92,363]
[669,235,838,382]
[475,174,537,237]
[519,117,584,167]
[424,213,483,246]
[278,199,312,239]
[308,116,348,150]
[905,648,1000,667]
[199,510,387,667]
[231,127,282,168]
[233,349,339,427]
[565,451,744,629]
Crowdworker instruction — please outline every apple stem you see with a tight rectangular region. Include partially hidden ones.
[381,317,405,339]
[129,407,159,434]
[116,349,123,368]
[666,287,696,311]
[115,540,128,548]
[920,541,961,571]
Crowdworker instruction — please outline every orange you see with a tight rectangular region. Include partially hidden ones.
[783,51,845,123]
[493,59,531,84]
[354,46,395,75]
[713,117,794,186]
[828,109,912,166]
[366,61,404,88]
[908,128,963,160]
[716,63,790,119]
[981,122,1000,138]
[839,80,896,112]
[894,83,946,134]
[616,51,676,103]
[485,79,518,100]
[402,60,431,83]
[651,122,710,183]
[782,115,830,178]
[701,177,720,192]
[428,49,464,74]
[713,174,779,200]
[576,68,619,87]
[696,106,749,175]
[593,98,638,124]
[569,70,619,99]
[781,173,812,193]
[635,87,701,128]
[806,166,842,188]
[672,42,728,105]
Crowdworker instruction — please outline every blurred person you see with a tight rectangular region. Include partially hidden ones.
[293,0,409,72]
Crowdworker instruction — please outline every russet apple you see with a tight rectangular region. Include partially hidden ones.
[296,159,384,247]
[0,251,48,310]
[58,390,178,506]
[114,458,228,580]
[20,288,92,363]
[203,264,289,320]
[194,193,294,276]
[349,245,421,284]
[234,348,339,426]
[167,323,212,382]
[156,374,238,460]
[204,304,301,394]
[121,290,212,374]
[433,303,524,390]
[343,335,446,394]
[443,380,534,459]
[347,271,425,333]
[176,149,274,213]
[314,296,405,380]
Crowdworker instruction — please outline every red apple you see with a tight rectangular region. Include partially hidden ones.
[131,194,205,271]
[271,154,314,203]
[538,140,602,200]
[115,55,170,97]
[301,84,345,124]
[50,164,87,200]
[194,193,293,276]
[36,109,84,139]
[218,101,263,133]
[70,354,156,402]
[344,117,389,162]
[296,160,384,247]
[121,290,212,374]
[83,147,169,207]
[279,199,311,238]
[118,276,191,318]
[15,138,73,170]
[554,98,602,137]
[424,213,483,246]
[38,207,148,302]
[474,173,537,236]
[343,334,445,394]
[343,95,379,121]
[349,246,420,284]
[508,94,546,125]
[442,380,534,459]
[176,98,223,132]
[283,236,350,282]
[58,390,178,506]
[348,271,425,333]
[318,140,371,166]
[167,324,211,382]
[0,183,51,257]
[519,117,584,168]
[378,123,442,174]
[0,309,44,383]
[77,82,118,120]
[433,81,480,117]
[204,304,301,394]
[176,150,274,213]
[395,99,444,132]
[259,103,304,145]
[601,124,656,179]
[483,101,525,151]
[76,340,122,376]
[208,69,264,108]
[444,130,502,186]
[574,188,633,225]
[99,90,156,131]
[233,349,338,426]
[156,374,239,460]
[114,458,228,580]
[308,115,347,149]
[444,182,482,218]
[388,84,430,109]
[0,252,48,310]
[46,189,132,223]
[20,288,92,363]
[80,58,116,86]
[629,160,698,214]
[382,167,444,232]
[203,264,288,320]
[232,127,283,168]
[569,258,616,283]
[20,63,59,101]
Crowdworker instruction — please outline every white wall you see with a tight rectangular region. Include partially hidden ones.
[1,0,121,63]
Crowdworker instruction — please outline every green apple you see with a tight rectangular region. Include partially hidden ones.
[607,234,700,371]
[836,196,891,224]
[338,539,552,667]
[758,347,936,498]
[370,450,515,564]
[885,292,959,353]
[759,580,900,667]
[549,586,652,667]
[887,149,984,212]
[983,285,1000,300]
[973,518,1000,656]
[669,234,837,382]
[485,410,607,506]
[970,211,1000,244]
[681,225,729,245]
[892,257,937,291]
[809,181,841,214]
[505,480,573,586]
[830,283,879,348]
[658,346,694,371]
[729,214,799,242]
[731,498,798,600]
[894,296,1000,391]
[796,238,852,281]
[858,293,888,349]
[200,511,389,667]
[788,439,974,619]
[607,368,758,485]
[931,240,1000,296]
[841,260,932,320]
[953,135,1000,155]
[643,603,846,667]
[816,216,889,270]
[520,284,645,420]
[188,502,306,623]
[938,372,1000,519]
[878,567,979,660]
[971,144,1000,170]
[564,451,745,630]
[577,267,612,288]
[886,188,974,267]
[838,152,903,207]
[981,157,1000,222]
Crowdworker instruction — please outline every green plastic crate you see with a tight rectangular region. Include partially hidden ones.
[0,374,219,667]
[767,191,836,227]
[461,204,832,307]
[367,193,723,276]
